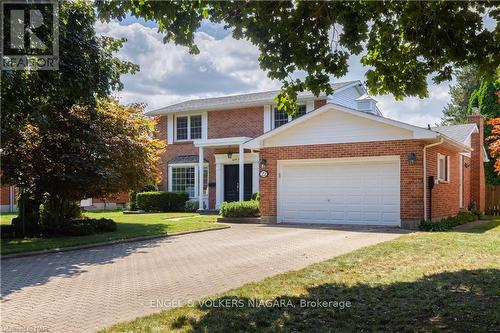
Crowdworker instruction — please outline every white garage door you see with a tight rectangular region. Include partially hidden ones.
[277,157,400,226]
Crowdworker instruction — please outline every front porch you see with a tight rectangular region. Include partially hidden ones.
[193,137,260,209]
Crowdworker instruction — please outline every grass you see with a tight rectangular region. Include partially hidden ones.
[1,211,222,255]
[102,219,500,333]
[0,212,16,225]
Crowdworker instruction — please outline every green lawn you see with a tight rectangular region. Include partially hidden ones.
[0,212,16,225]
[1,211,223,255]
[103,219,499,333]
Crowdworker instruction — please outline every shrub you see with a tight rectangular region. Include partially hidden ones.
[40,198,82,232]
[1,225,17,239]
[185,199,199,212]
[136,191,189,212]
[63,217,117,235]
[251,192,260,201]
[419,211,477,231]
[220,200,260,217]
[62,223,95,236]
[129,184,159,211]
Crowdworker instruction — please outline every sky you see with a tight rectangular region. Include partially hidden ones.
[95,18,455,127]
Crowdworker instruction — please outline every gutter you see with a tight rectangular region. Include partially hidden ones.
[423,137,444,221]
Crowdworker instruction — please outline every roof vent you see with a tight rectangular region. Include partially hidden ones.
[355,94,378,114]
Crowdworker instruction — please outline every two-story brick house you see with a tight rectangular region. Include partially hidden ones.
[149,80,486,229]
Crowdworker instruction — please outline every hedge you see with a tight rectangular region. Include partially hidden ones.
[136,191,189,212]
[220,200,260,217]
[419,211,477,231]
[185,199,199,212]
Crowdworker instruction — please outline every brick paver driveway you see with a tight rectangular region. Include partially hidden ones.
[1,223,405,333]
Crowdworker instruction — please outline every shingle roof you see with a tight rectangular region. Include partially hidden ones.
[431,124,478,145]
[168,155,208,164]
[146,81,359,116]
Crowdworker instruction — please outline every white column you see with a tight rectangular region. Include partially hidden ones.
[239,144,244,201]
[198,146,204,210]
[215,163,222,208]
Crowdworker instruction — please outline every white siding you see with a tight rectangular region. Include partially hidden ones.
[329,86,362,109]
[263,108,413,147]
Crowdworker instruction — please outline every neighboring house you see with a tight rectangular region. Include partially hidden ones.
[0,184,128,212]
[0,185,17,213]
[79,192,130,210]
[148,80,486,229]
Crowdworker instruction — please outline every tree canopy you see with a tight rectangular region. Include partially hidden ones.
[469,77,500,184]
[1,0,163,230]
[486,117,500,176]
[441,66,481,125]
[97,0,500,114]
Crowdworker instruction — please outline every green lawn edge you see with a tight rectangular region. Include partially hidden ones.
[1,212,222,255]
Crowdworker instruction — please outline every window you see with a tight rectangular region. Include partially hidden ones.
[175,114,203,141]
[172,167,195,197]
[176,116,188,140]
[171,165,208,198]
[437,153,450,183]
[190,115,202,139]
[273,104,307,128]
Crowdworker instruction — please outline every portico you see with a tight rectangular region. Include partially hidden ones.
[193,137,259,209]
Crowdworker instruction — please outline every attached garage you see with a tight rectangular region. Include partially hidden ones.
[277,156,401,226]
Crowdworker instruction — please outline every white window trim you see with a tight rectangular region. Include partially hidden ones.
[437,153,450,183]
[271,104,307,129]
[174,113,206,142]
[168,163,209,198]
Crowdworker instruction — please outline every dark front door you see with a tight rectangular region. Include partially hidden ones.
[224,164,253,202]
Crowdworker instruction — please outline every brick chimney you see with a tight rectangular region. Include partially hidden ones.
[468,110,486,212]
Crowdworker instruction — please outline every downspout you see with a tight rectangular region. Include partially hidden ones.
[423,137,444,221]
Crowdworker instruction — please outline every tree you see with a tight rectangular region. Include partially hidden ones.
[486,118,500,175]
[441,66,481,125]
[97,1,500,114]
[0,1,163,231]
[469,77,500,184]
[11,98,164,230]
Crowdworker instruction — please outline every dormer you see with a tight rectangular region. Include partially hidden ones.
[355,94,378,114]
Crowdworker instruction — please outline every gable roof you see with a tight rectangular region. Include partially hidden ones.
[431,124,478,145]
[244,103,476,153]
[146,81,360,116]
[244,102,438,149]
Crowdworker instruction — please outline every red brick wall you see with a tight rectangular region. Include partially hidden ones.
[259,140,427,222]
[92,192,129,204]
[468,113,486,212]
[0,185,11,205]
[155,115,217,208]
[208,106,264,139]
[425,146,461,220]
[314,99,327,109]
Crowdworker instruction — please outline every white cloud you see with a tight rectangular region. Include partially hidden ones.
[96,20,453,126]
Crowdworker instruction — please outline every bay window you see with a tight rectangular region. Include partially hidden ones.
[170,165,208,198]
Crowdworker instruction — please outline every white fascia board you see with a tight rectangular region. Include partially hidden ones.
[330,80,363,95]
[194,137,252,148]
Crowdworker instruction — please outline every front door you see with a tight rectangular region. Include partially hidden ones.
[224,164,253,202]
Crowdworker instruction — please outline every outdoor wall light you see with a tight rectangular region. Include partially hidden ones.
[259,158,267,169]
[408,152,417,165]
[464,162,470,168]
[227,152,232,159]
